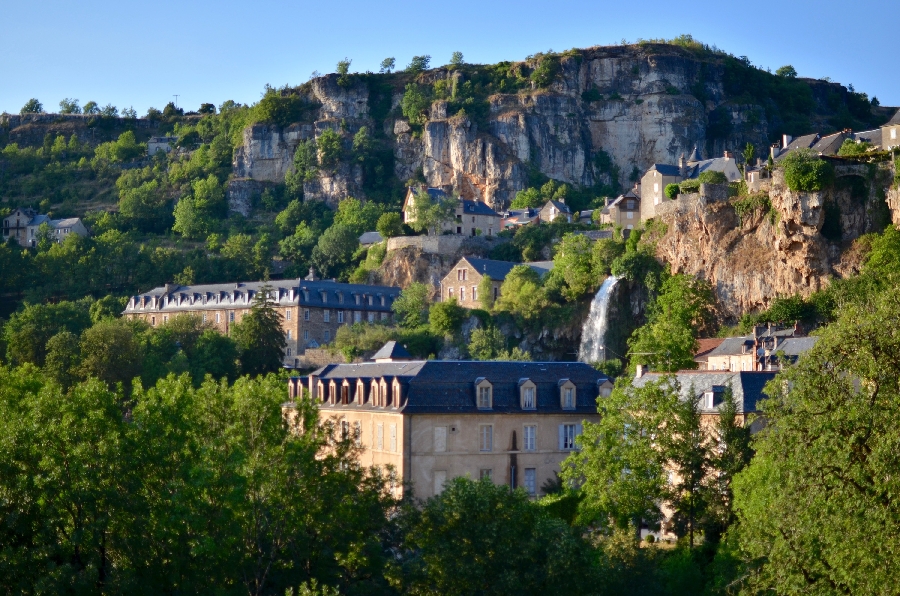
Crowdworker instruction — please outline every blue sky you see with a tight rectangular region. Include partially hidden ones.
[2,0,898,116]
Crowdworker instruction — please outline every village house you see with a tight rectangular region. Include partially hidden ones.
[2,208,88,247]
[147,136,178,156]
[639,148,741,220]
[123,271,402,368]
[440,257,554,308]
[401,186,502,236]
[539,199,573,223]
[597,188,640,229]
[285,342,614,499]
[883,109,900,150]
[358,231,384,248]
[698,324,818,372]
[502,206,541,229]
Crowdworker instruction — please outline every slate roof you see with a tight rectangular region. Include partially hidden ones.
[50,218,82,229]
[27,214,50,227]
[125,278,402,313]
[372,340,412,361]
[634,371,777,414]
[688,146,702,162]
[854,129,882,147]
[708,336,756,357]
[776,336,818,356]
[461,257,554,281]
[884,109,900,126]
[648,163,682,177]
[688,157,734,178]
[311,359,608,414]
[776,133,820,160]
[459,200,500,217]
[811,132,847,155]
[359,231,384,245]
[545,200,572,214]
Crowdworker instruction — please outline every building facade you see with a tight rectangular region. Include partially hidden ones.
[439,257,554,308]
[402,186,502,236]
[598,188,641,229]
[539,199,572,223]
[883,110,900,150]
[2,208,88,247]
[123,274,402,367]
[703,324,817,372]
[287,344,612,499]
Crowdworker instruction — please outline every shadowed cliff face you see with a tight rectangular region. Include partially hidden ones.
[231,45,838,208]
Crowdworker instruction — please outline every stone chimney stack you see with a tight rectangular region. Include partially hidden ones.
[724,150,733,159]
[678,153,687,178]
[782,134,793,149]
[635,364,646,379]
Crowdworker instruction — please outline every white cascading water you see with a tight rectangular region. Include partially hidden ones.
[578,276,619,363]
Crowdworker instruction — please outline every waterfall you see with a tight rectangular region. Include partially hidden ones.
[578,276,620,363]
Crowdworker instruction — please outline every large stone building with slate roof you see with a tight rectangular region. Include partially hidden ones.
[401,186,502,236]
[883,109,900,150]
[123,273,402,367]
[286,346,613,499]
[440,257,554,308]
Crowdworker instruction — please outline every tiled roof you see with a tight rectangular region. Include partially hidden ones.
[461,257,554,281]
[695,338,725,359]
[635,370,776,413]
[312,360,607,414]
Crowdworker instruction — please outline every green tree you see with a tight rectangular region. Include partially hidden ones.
[546,233,596,300]
[20,98,43,114]
[190,329,239,383]
[741,142,756,167]
[406,55,431,73]
[389,477,598,595]
[89,295,126,323]
[376,212,403,238]
[780,148,835,191]
[732,284,900,594]
[664,389,710,548]
[379,57,395,73]
[3,300,92,366]
[333,197,382,236]
[317,128,343,168]
[58,97,81,114]
[286,138,319,195]
[400,83,430,125]
[664,183,680,199]
[280,222,318,265]
[449,51,464,67]
[563,376,677,533]
[495,265,548,320]
[775,64,797,78]
[696,170,728,185]
[35,222,54,252]
[393,282,430,328]
[407,188,456,235]
[467,326,505,360]
[336,57,352,86]
[83,100,100,114]
[837,137,872,156]
[429,298,465,337]
[119,179,170,232]
[78,319,143,389]
[44,330,81,389]
[478,274,495,311]
[232,283,287,375]
[311,224,359,279]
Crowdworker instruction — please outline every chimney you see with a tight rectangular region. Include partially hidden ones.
[678,153,687,177]
[724,150,733,159]
[770,144,780,160]
[635,364,646,379]
[782,134,792,149]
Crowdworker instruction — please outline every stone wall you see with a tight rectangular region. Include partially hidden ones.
[298,347,347,369]
[385,234,507,255]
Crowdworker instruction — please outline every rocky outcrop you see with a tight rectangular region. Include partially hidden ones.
[226,179,270,216]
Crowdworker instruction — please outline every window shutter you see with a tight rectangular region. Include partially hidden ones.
[558,425,565,450]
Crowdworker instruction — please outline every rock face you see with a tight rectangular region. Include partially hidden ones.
[655,166,894,319]
[233,44,876,210]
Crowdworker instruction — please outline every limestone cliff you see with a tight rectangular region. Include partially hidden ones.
[655,164,895,319]
[231,44,891,210]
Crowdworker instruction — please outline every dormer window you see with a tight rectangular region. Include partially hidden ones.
[598,379,614,398]
[475,377,493,409]
[519,379,536,410]
[559,380,576,410]
[704,385,726,409]
[338,292,344,304]
[355,294,361,305]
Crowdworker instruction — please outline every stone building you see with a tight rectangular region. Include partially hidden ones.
[702,324,817,372]
[123,273,402,367]
[402,186,502,236]
[148,136,178,155]
[286,342,613,499]
[597,188,640,229]
[538,199,572,223]
[439,257,554,308]
[883,109,900,150]
[2,208,88,247]
[639,148,741,220]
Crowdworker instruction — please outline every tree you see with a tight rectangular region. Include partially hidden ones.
[317,128,342,168]
[44,330,81,389]
[35,222,53,252]
[78,319,143,389]
[119,179,170,232]
[173,174,226,239]
[406,55,431,73]
[3,300,92,366]
[393,282,429,328]
[664,183,679,199]
[376,212,403,238]
[478,274,495,311]
[336,57,352,86]
[83,100,100,115]
[279,222,318,265]
[664,389,710,548]
[429,298,465,337]
[407,188,456,235]
[837,138,872,156]
[546,233,596,300]
[311,224,358,279]
[494,265,548,320]
[379,57,395,73]
[333,197,382,236]
[467,326,505,359]
[696,170,728,185]
[231,282,287,375]
[731,284,900,594]
[775,64,797,78]
[449,51,464,67]
[781,148,835,191]
[286,138,319,195]
[20,98,43,114]
[563,376,678,533]
[190,329,239,383]
[199,102,216,114]
[389,477,598,595]
[58,97,81,114]
[400,83,430,125]
[741,142,756,167]
[100,104,118,117]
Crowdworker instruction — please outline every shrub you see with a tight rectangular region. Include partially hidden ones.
[836,138,872,156]
[581,89,603,103]
[406,55,431,73]
[429,298,465,336]
[697,170,728,185]
[781,149,835,192]
[20,98,43,114]
[530,53,560,88]
[376,213,403,238]
[400,83,430,125]
[317,128,342,168]
[664,183,680,199]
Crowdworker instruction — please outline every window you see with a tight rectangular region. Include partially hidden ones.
[389,424,397,452]
[340,420,350,439]
[522,386,535,410]
[653,182,659,193]
[460,287,466,302]
[286,330,292,339]
[324,330,330,342]
[304,330,309,340]
[472,287,478,301]
[434,470,447,494]
[338,311,344,323]
[215,313,221,323]
[202,314,207,323]
[524,425,536,451]
[367,312,375,323]
[457,269,466,281]
[229,312,235,322]
[560,383,576,410]
[355,295,361,305]
[151,316,156,326]
[893,128,898,140]
[354,311,361,323]
[477,385,492,409]
[479,425,493,452]
[163,315,168,324]
[479,468,493,480]
[493,286,498,299]
[286,310,291,321]
[559,424,580,450]
[354,421,361,446]
[304,309,310,321]
[376,424,384,450]
[627,211,634,219]
[324,310,330,322]
[338,293,344,304]
[448,287,454,300]
[434,426,447,452]
[381,312,388,321]
[524,468,537,495]
[286,347,292,356]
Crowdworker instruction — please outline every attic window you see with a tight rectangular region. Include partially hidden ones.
[559,380,576,410]
[475,377,493,409]
[704,386,727,409]
[519,378,537,410]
